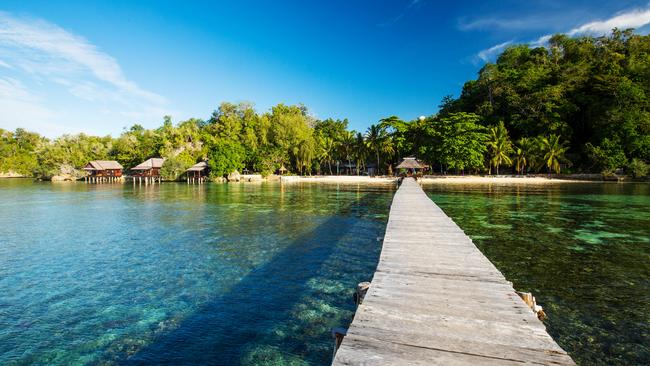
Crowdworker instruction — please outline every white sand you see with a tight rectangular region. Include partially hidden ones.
[280,175,398,184]
[419,176,586,184]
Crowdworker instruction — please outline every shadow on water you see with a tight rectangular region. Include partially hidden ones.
[120,192,386,366]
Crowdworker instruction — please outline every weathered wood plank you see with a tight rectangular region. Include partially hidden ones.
[332,178,575,365]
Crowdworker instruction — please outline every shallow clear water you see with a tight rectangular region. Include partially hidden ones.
[423,182,650,366]
[0,180,394,365]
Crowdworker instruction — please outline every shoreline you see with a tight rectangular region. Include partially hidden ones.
[3,174,645,184]
[419,176,589,184]
[279,175,398,184]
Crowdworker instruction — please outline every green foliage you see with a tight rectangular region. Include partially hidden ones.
[430,113,488,172]
[441,29,650,171]
[627,158,648,178]
[0,128,43,175]
[207,140,245,178]
[541,134,569,174]
[486,121,513,174]
[585,138,628,173]
[160,152,195,181]
[36,134,112,178]
[514,137,533,174]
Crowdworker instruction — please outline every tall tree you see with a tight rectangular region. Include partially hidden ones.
[486,121,513,175]
[541,134,568,174]
[365,124,387,174]
[339,130,355,175]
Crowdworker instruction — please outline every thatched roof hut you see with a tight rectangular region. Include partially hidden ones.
[132,158,165,171]
[84,160,123,176]
[396,157,425,170]
[131,157,165,177]
[186,161,208,182]
[84,160,123,171]
[186,161,208,172]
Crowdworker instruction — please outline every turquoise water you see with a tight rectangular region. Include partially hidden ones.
[424,183,650,366]
[0,180,394,365]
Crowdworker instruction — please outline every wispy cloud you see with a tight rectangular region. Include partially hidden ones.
[476,6,650,62]
[0,11,170,136]
[567,7,650,36]
[477,41,513,62]
[379,0,424,27]
[459,17,548,32]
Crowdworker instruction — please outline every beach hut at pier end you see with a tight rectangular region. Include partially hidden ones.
[396,157,425,177]
[131,158,165,184]
[185,161,209,184]
[83,160,123,183]
[277,164,288,175]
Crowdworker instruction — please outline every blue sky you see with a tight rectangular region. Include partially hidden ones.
[1,0,650,137]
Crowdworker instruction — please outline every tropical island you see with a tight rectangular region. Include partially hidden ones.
[1,4,650,363]
[1,30,648,182]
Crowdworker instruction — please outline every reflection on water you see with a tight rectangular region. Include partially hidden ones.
[0,180,394,365]
[423,182,650,366]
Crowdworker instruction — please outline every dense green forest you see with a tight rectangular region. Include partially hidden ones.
[1,29,648,180]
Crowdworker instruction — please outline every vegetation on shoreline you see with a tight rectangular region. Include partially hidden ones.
[1,29,648,180]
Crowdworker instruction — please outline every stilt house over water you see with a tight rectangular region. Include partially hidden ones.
[131,158,165,178]
[186,161,208,184]
[83,160,123,182]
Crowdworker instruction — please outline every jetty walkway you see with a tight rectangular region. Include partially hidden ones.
[332,178,575,365]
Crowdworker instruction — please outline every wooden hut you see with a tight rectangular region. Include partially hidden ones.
[186,161,208,184]
[396,157,425,176]
[131,158,165,184]
[277,164,288,175]
[83,160,123,183]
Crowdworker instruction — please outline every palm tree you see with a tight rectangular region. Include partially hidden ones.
[381,137,395,174]
[514,137,533,175]
[379,116,406,162]
[365,124,386,175]
[318,136,337,175]
[296,138,315,176]
[541,134,567,174]
[354,132,367,175]
[339,130,355,175]
[486,121,513,175]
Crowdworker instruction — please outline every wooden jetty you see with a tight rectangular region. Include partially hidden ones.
[332,177,575,365]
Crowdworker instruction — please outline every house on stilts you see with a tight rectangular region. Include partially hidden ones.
[185,161,208,184]
[83,160,124,183]
[131,158,165,184]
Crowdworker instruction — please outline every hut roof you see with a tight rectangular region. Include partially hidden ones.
[278,165,287,172]
[396,157,424,169]
[84,160,123,170]
[132,157,165,170]
[186,161,208,172]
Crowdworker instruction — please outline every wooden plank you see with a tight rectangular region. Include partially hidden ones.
[332,178,575,366]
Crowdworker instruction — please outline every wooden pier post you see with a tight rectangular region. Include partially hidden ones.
[331,327,347,360]
[354,282,370,306]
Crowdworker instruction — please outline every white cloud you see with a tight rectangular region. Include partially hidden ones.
[459,17,545,32]
[477,6,650,61]
[567,7,650,36]
[0,11,164,104]
[477,41,513,62]
[0,11,171,136]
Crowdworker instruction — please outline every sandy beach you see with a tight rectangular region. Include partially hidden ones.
[280,175,398,184]
[278,175,596,185]
[419,175,589,184]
